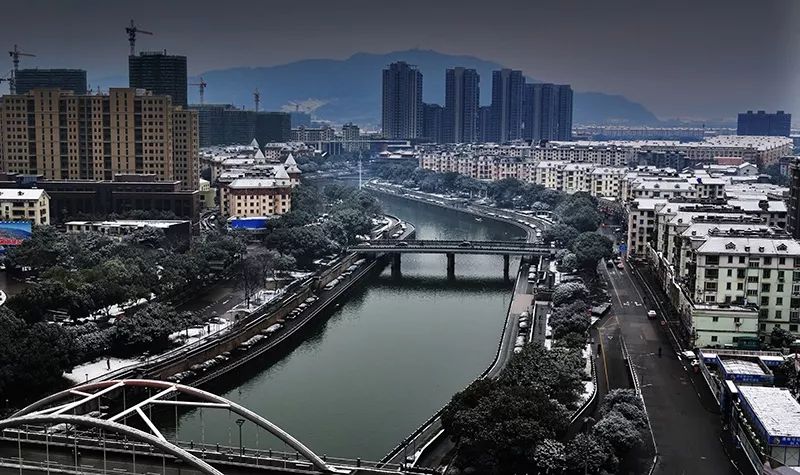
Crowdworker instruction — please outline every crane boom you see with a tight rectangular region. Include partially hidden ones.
[126,20,153,56]
[8,44,36,94]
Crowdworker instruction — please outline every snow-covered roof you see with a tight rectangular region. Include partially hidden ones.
[0,189,46,201]
[696,236,800,255]
[249,138,260,148]
[737,386,800,441]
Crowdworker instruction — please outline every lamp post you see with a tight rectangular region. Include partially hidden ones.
[236,419,245,456]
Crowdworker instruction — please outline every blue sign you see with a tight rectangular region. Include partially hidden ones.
[771,436,800,447]
[618,243,627,254]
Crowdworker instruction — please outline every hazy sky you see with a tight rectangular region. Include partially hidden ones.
[2,0,798,121]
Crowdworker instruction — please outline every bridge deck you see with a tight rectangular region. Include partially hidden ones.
[350,239,554,256]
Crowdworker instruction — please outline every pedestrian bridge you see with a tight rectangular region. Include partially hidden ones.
[351,239,553,256]
[0,380,433,475]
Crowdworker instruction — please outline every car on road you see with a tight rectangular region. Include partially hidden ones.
[459,241,472,248]
[647,310,657,319]
[397,241,409,247]
[606,259,614,267]
[616,262,624,270]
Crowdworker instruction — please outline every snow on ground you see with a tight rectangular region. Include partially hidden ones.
[583,381,596,401]
[65,356,140,384]
[169,319,232,345]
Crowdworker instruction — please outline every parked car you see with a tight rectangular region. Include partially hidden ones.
[616,262,624,270]
[647,310,657,319]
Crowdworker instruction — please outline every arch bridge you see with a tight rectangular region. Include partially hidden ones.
[0,380,428,475]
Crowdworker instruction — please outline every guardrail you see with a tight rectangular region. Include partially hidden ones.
[620,336,660,475]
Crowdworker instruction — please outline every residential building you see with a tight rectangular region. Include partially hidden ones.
[0,88,198,190]
[489,69,524,142]
[191,105,290,147]
[382,62,423,139]
[524,83,573,141]
[737,110,791,137]
[477,106,492,142]
[15,69,87,95]
[422,103,444,143]
[0,188,49,225]
[254,112,291,145]
[443,68,479,143]
[291,125,335,142]
[789,158,800,239]
[65,219,192,248]
[128,51,188,106]
[222,168,293,218]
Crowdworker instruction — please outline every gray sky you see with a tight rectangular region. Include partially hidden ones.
[2,0,798,121]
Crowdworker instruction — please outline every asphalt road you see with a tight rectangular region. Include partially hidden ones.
[600,259,740,475]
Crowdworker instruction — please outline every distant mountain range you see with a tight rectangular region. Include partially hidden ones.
[97,49,662,127]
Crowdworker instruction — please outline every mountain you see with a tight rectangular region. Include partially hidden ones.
[99,49,661,127]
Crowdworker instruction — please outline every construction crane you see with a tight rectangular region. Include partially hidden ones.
[190,77,207,105]
[254,89,261,112]
[8,44,35,94]
[125,20,153,56]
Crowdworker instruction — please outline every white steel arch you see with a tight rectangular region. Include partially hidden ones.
[0,414,225,475]
[13,379,338,473]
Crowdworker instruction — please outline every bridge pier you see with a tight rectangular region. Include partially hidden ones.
[503,254,510,281]
[391,253,402,278]
[446,253,455,279]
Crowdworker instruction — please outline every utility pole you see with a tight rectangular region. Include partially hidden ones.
[358,158,363,189]
[253,89,261,112]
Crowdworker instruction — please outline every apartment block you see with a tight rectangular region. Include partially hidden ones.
[0,188,49,225]
[0,88,199,191]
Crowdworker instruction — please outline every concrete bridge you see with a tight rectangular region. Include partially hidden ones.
[0,380,432,475]
[350,239,555,279]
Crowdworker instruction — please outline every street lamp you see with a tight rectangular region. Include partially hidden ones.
[235,419,246,456]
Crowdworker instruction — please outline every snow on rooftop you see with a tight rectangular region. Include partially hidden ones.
[720,358,767,376]
[697,237,800,255]
[738,386,800,440]
[0,189,45,201]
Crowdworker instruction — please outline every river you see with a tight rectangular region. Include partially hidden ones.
[170,190,525,460]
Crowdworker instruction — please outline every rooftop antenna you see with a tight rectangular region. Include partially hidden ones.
[190,77,207,105]
[125,19,153,56]
[8,44,35,94]
[254,89,261,112]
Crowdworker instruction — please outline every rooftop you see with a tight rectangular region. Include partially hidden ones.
[696,236,800,255]
[738,386,800,440]
[0,189,45,201]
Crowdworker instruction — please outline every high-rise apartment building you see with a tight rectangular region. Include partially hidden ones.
[191,105,290,147]
[524,83,573,141]
[15,69,87,95]
[478,106,492,142]
[129,51,188,107]
[489,69,524,143]
[382,62,423,139]
[0,88,198,190]
[422,103,444,143]
[737,110,791,137]
[444,68,480,143]
[788,158,800,240]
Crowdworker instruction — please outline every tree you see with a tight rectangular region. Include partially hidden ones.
[0,307,76,404]
[564,433,618,474]
[561,252,578,271]
[571,232,613,269]
[329,209,372,245]
[770,327,795,348]
[239,254,268,306]
[552,282,590,307]
[112,303,196,355]
[593,411,644,454]
[534,439,566,472]
[542,224,580,247]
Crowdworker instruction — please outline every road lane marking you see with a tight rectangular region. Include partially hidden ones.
[603,265,625,307]
[599,327,611,389]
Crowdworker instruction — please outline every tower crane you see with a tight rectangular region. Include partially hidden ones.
[8,44,35,94]
[190,77,207,105]
[254,89,261,112]
[125,20,153,56]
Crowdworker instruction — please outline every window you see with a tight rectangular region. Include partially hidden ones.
[761,297,769,306]
[747,276,758,283]
[727,269,733,277]
[764,257,772,266]
[738,283,744,290]
[763,269,771,279]
[705,269,718,279]
[780,257,786,265]
[747,289,758,296]
[760,323,766,331]
[711,336,718,342]
[740,256,746,264]
[726,282,731,290]
[734,317,741,323]
[727,256,733,264]
[762,283,771,292]
[712,317,719,322]
[791,324,798,332]
[706,256,719,266]
[777,297,783,305]
[778,284,785,292]
[776,311,782,319]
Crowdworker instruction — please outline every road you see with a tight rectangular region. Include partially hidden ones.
[600,258,740,475]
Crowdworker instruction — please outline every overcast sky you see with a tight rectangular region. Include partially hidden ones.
[2,0,798,121]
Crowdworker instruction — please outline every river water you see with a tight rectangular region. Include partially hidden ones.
[171,191,525,460]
